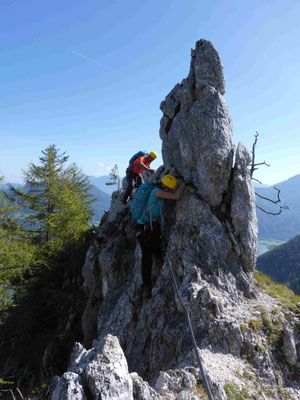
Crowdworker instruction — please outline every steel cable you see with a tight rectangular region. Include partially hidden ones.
[165,252,214,400]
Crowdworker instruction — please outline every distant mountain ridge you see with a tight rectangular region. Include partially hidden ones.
[256,174,300,241]
[0,182,111,225]
[88,185,111,224]
[257,234,300,294]
[4,172,300,239]
[88,175,123,196]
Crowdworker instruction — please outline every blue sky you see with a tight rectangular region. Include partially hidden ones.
[1,0,300,185]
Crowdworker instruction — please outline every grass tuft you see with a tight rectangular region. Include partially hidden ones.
[254,270,300,314]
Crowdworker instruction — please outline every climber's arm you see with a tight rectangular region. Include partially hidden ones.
[155,183,185,200]
[136,161,153,172]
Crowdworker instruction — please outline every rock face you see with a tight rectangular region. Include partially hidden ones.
[51,40,300,400]
[160,40,233,208]
[231,142,258,272]
[51,335,134,400]
[51,372,87,400]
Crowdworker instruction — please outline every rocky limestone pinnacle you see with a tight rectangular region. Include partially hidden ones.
[160,39,233,208]
[48,40,300,400]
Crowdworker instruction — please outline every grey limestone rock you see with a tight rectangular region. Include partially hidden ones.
[131,372,161,400]
[82,242,101,295]
[50,372,87,400]
[192,39,225,95]
[282,325,298,366]
[231,142,258,272]
[68,342,96,376]
[154,368,200,400]
[48,39,300,400]
[160,40,234,208]
[84,334,134,400]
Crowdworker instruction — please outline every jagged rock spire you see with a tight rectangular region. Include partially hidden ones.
[47,40,300,400]
[160,39,233,208]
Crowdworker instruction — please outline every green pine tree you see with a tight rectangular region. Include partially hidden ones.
[49,163,94,246]
[9,144,69,243]
[8,145,94,250]
[0,174,42,311]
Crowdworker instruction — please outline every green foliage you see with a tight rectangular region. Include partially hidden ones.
[30,383,49,396]
[0,229,43,309]
[7,145,94,250]
[224,382,253,399]
[0,230,93,398]
[255,305,283,347]
[192,384,209,399]
[254,270,300,314]
[257,235,300,294]
[45,163,94,248]
[240,323,248,335]
[106,164,120,191]
[248,319,261,332]
[0,148,95,312]
[0,175,43,311]
[9,145,69,242]
[0,377,14,385]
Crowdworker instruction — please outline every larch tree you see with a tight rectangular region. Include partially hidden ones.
[9,145,69,243]
[8,145,94,251]
[0,174,41,311]
[51,163,94,246]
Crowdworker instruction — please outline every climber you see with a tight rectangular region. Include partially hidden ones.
[122,151,157,204]
[134,174,186,298]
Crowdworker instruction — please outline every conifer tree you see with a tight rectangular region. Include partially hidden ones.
[9,145,69,242]
[50,163,94,245]
[8,145,94,250]
[0,174,41,311]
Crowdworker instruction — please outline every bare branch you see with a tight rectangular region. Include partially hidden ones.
[250,131,271,179]
[250,132,259,178]
[250,132,288,216]
[256,205,289,215]
[252,177,263,184]
[254,161,271,168]
[255,186,282,204]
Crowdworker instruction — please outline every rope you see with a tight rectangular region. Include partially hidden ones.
[165,252,214,400]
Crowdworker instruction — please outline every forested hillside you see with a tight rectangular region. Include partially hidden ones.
[257,234,300,294]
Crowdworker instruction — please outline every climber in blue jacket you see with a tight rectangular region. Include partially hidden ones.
[136,174,186,299]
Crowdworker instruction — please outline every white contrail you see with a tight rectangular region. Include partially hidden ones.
[71,50,112,72]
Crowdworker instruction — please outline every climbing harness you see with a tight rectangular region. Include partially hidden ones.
[165,252,214,400]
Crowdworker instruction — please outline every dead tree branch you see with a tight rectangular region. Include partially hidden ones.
[250,132,288,215]
[256,205,289,216]
[250,132,270,178]
[255,186,281,204]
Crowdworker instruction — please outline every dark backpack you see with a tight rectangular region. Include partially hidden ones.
[129,151,148,169]
[130,182,165,227]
